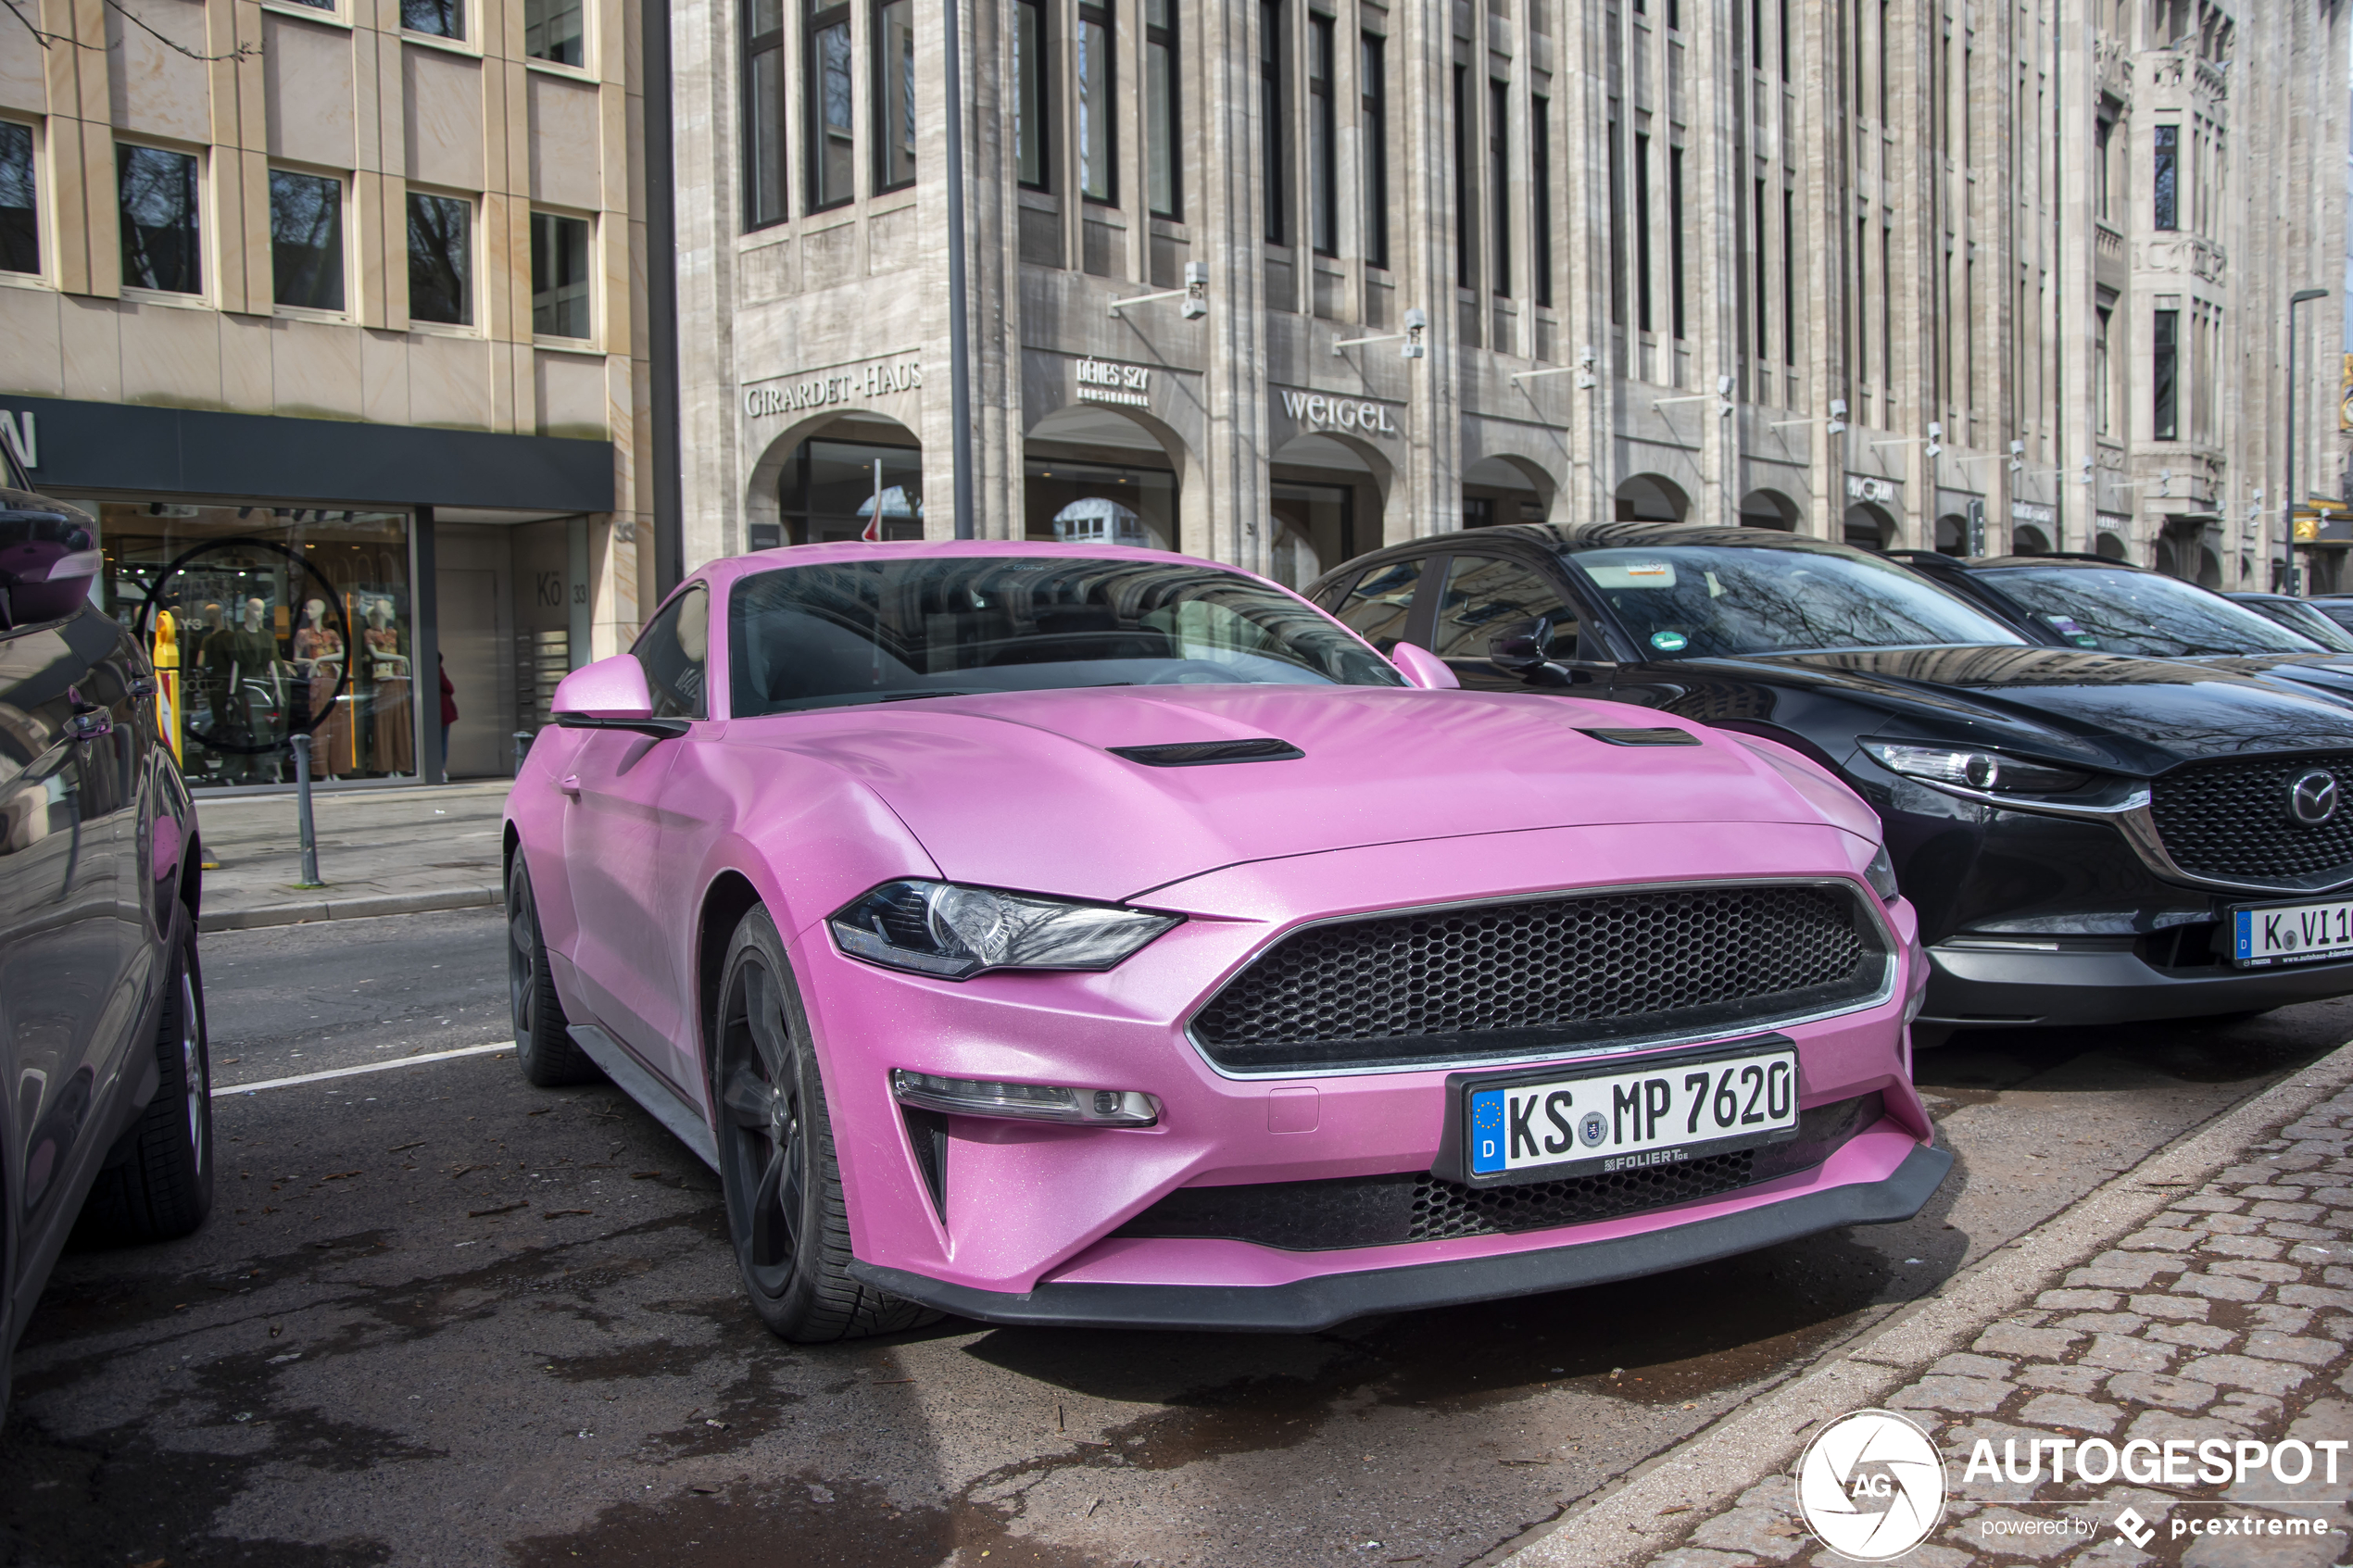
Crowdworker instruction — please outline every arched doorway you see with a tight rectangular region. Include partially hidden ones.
[2012,523,2052,557]
[1934,513,1969,557]
[1025,405,1186,552]
[1463,456,1552,530]
[2196,546,2222,588]
[1738,488,1797,530]
[1615,474,1689,521]
[1843,503,1895,552]
[2095,532,2128,560]
[751,414,925,546]
[1269,433,1390,590]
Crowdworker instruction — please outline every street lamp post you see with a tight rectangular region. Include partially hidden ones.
[2284,287,2329,594]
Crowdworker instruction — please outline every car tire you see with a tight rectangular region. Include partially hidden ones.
[508,855,600,1087]
[75,926,213,1244]
[713,906,939,1343]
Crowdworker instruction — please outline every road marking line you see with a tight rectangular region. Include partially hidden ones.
[212,1041,516,1097]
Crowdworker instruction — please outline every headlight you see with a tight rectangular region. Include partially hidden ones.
[1863,844,1901,902]
[1861,741,2093,796]
[829,880,1181,979]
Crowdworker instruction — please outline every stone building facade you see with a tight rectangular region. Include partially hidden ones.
[0,0,650,786]
[667,0,2349,596]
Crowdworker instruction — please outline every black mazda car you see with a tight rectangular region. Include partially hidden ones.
[0,455,210,1411]
[1893,552,2353,710]
[1308,524,2353,1040]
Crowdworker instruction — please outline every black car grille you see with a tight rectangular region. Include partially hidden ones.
[1114,1093,1885,1251]
[2149,752,2353,884]
[1191,884,1883,1073]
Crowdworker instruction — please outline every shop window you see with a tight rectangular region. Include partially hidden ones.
[783,437,926,543]
[743,0,787,227]
[1269,480,1349,589]
[531,212,592,339]
[635,583,709,721]
[0,122,36,275]
[1145,0,1179,218]
[270,170,345,312]
[1077,0,1114,205]
[1431,556,1578,659]
[98,505,418,789]
[526,0,583,65]
[806,0,854,211]
[1024,458,1176,550]
[404,0,462,40]
[1015,0,1048,191]
[407,192,472,325]
[1328,558,1422,651]
[118,144,201,295]
[873,0,915,192]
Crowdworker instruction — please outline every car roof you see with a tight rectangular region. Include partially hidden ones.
[693,538,1255,585]
[1423,521,1873,555]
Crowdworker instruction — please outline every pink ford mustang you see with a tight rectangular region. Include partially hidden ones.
[502,541,1946,1341]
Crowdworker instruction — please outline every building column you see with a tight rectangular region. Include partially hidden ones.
[1397,0,1461,542]
[1190,0,1274,571]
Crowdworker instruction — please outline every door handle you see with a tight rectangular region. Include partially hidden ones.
[67,710,113,742]
[558,774,582,798]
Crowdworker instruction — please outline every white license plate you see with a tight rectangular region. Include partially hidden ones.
[2232,899,2353,967]
[1463,1043,1800,1183]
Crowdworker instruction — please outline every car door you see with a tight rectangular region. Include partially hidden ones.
[1425,552,1600,694]
[0,608,127,1242]
[559,583,705,1077]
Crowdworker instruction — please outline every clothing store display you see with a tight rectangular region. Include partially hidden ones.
[293,602,347,778]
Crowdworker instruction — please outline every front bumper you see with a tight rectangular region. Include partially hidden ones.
[1921,938,2353,1027]
[849,1139,1951,1331]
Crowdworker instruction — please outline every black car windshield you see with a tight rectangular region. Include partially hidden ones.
[729,555,1404,715]
[1562,543,2024,659]
[1984,567,2323,658]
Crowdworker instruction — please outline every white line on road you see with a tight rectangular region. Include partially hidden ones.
[212,1041,516,1097]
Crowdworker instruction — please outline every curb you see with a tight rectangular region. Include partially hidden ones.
[196,885,502,933]
[1492,1039,2353,1568]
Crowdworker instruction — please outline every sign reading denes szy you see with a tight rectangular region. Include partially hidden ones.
[1277,389,1400,437]
[743,358,923,417]
[1075,358,1151,408]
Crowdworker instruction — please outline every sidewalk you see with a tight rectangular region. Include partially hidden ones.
[1501,1045,2353,1568]
[191,780,511,932]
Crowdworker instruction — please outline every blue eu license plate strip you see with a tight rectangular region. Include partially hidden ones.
[2233,899,2353,968]
[1466,1045,1799,1181]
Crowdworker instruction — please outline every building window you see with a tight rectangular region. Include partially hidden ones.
[118,144,201,295]
[531,211,591,338]
[1015,0,1047,191]
[1667,145,1685,339]
[1307,15,1336,255]
[1145,0,1179,219]
[1854,216,1869,383]
[1632,130,1651,332]
[743,0,787,228]
[1261,3,1285,243]
[1076,1,1114,204]
[0,121,37,276]
[2152,123,2177,231]
[2095,307,2113,437]
[1453,65,1469,285]
[1781,187,1795,366]
[269,169,344,311]
[407,192,470,324]
[526,0,583,65]
[1487,79,1508,297]
[402,0,462,40]
[806,0,854,211]
[1607,111,1624,327]
[2152,307,2178,440]
[1359,33,1386,269]
[1753,177,1768,358]
[873,0,915,191]
[2094,116,2112,221]
[1531,95,1551,307]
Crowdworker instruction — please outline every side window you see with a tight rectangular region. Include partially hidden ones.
[1330,558,1425,651]
[634,583,710,720]
[1431,556,1580,659]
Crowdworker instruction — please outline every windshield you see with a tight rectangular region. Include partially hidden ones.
[2242,596,2353,654]
[1984,568,2324,658]
[1563,543,2024,659]
[728,555,1404,715]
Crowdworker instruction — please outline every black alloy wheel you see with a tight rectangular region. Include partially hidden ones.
[507,855,598,1086]
[75,925,213,1243]
[713,907,936,1342]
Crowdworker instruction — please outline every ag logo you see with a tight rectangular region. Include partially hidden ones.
[2288,770,2341,827]
[1793,1409,1947,1562]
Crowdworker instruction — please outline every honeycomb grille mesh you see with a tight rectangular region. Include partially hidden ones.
[1193,884,1876,1072]
[2150,752,2353,884]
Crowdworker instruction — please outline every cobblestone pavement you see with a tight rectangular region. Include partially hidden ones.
[1602,1076,2353,1568]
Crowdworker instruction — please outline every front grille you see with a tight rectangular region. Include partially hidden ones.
[2150,752,2353,884]
[1114,1093,1885,1251]
[1192,884,1883,1073]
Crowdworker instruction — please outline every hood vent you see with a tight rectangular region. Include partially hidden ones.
[1108,738,1305,767]
[1579,727,1703,746]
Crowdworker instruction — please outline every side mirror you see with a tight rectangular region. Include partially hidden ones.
[1488,616,1558,679]
[551,655,688,738]
[1389,643,1460,690]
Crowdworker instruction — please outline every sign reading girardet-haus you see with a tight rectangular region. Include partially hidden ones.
[743,358,924,418]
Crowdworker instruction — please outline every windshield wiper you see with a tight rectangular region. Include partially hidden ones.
[871,689,993,702]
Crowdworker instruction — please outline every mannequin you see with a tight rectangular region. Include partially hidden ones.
[203,597,287,782]
[292,598,346,778]
[364,598,414,775]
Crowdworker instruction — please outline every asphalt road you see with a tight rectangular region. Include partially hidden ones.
[6,908,2347,1568]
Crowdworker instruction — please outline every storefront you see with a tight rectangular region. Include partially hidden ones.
[1,395,612,794]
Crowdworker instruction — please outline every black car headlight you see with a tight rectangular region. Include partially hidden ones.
[1863,844,1901,902]
[829,880,1181,979]
[1861,741,2094,796]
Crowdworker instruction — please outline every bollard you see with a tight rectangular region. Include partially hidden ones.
[513,729,534,773]
[290,732,324,888]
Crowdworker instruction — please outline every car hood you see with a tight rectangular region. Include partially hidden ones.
[1682,646,2353,775]
[723,684,1877,901]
